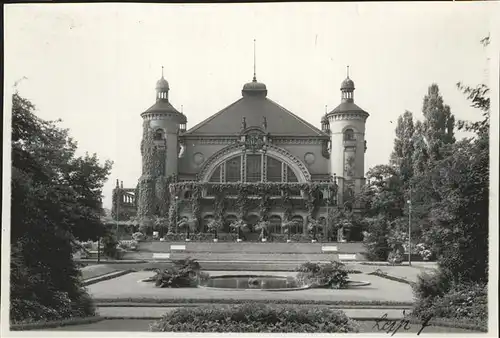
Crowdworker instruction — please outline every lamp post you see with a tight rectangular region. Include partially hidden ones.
[115,182,120,240]
[407,188,412,266]
[175,196,179,233]
[326,174,334,242]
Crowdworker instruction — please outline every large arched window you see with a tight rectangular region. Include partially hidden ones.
[208,154,300,184]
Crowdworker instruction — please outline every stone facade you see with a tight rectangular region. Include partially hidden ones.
[112,69,369,240]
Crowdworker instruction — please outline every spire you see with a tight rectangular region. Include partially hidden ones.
[325,105,328,114]
[346,65,350,78]
[253,39,257,82]
[161,66,164,78]
[242,39,267,97]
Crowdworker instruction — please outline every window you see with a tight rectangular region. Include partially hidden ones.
[209,166,221,182]
[208,154,301,184]
[267,157,282,182]
[226,156,242,182]
[154,129,165,140]
[287,169,298,183]
[246,154,262,182]
[344,129,355,141]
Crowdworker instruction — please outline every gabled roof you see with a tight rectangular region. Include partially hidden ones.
[184,95,329,137]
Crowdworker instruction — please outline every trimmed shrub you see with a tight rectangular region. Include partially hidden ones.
[132,232,145,241]
[295,261,349,289]
[150,258,205,288]
[149,303,360,333]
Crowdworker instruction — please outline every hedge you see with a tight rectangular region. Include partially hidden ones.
[149,303,359,332]
[10,316,103,331]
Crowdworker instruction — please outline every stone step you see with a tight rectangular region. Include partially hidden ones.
[170,252,341,262]
[122,251,362,263]
[137,241,365,254]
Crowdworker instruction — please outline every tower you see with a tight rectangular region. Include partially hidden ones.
[326,67,369,209]
[137,68,187,223]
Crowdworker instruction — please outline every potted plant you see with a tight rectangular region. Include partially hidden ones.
[281,220,297,243]
[177,217,196,242]
[255,221,270,242]
[307,219,321,243]
[207,219,223,242]
[230,219,248,242]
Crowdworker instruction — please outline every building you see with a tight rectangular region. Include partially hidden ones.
[112,66,369,241]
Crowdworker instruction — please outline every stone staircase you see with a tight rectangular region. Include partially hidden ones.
[120,242,367,271]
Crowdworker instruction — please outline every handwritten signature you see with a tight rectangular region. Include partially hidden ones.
[372,310,432,336]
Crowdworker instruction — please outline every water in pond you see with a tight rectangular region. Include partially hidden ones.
[200,275,301,290]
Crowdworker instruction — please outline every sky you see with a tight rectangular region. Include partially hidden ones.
[4,2,497,209]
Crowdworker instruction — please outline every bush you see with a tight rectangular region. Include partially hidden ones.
[387,250,404,265]
[118,240,138,251]
[151,258,204,288]
[132,232,145,241]
[295,261,349,289]
[413,281,487,329]
[413,271,450,299]
[412,270,488,330]
[101,233,124,259]
[363,216,391,261]
[149,303,359,333]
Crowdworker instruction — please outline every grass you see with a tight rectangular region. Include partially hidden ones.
[82,270,133,286]
[93,297,415,306]
[367,270,415,286]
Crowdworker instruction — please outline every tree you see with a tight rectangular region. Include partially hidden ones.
[207,219,223,240]
[177,217,196,240]
[255,221,270,240]
[390,110,416,186]
[421,84,456,163]
[281,220,297,241]
[10,93,112,322]
[230,220,248,241]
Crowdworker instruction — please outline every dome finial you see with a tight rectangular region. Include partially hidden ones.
[346,65,350,78]
[161,66,164,78]
[253,39,257,82]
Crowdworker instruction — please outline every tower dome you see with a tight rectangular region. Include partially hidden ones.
[341,77,355,90]
[156,77,169,91]
[242,76,267,97]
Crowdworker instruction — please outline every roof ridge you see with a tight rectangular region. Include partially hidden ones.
[266,98,329,136]
[184,97,245,134]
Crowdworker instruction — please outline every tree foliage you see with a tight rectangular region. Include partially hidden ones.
[10,93,112,323]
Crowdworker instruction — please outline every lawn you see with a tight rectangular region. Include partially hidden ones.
[88,271,415,303]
